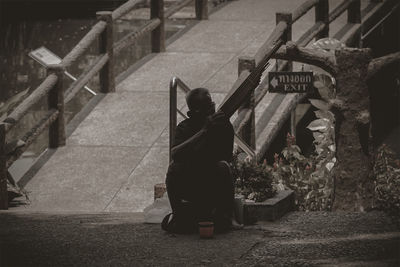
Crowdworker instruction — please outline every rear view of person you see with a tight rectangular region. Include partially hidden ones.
[163,88,238,234]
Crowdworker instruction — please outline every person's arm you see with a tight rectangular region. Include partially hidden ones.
[171,112,226,161]
[171,128,208,161]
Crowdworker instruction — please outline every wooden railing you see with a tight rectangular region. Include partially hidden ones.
[0,0,209,209]
[168,0,396,165]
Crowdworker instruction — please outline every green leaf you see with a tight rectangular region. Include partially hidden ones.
[307,118,330,132]
[314,110,335,122]
[313,73,336,100]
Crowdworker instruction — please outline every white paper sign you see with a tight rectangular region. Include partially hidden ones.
[29,46,62,66]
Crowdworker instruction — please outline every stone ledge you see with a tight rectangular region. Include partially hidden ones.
[236,190,295,225]
[154,184,295,225]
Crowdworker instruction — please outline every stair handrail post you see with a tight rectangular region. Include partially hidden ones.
[238,56,256,150]
[169,77,178,163]
[97,11,115,93]
[47,64,66,148]
[276,12,293,71]
[195,0,208,20]
[315,0,329,39]
[348,0,361,47]
[0,123,7,210]
[348,0,361,23]
[151,0,166,53]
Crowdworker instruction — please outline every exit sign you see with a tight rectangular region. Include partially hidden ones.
[268,72,314,93]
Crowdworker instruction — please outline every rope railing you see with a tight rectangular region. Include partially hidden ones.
[3,74,58,129]
[114,18,161,54]
[6,109,60,169]
[329,0,358,24]
[62,21,107,67]
[292,0,319,23]
[111,0,146,20]
[65,54,109,104]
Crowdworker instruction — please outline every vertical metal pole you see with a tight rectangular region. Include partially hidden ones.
[169,78,177,163]
[276,12,293,71]
[47,65,66,148]
[151,0,166,53]
[238,56,256,150]
[97,11,115,93]
[0,123,7,210]
[195,0,208,20]
[315,0,329,39]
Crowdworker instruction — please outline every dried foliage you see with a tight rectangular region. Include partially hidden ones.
[373,144,400,217]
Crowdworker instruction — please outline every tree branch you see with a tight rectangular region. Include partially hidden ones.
[367,51,400,80]
[271,41,337,75]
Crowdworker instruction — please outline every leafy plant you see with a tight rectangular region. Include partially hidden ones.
[231,73,343,209]
[231,153,276,202]
[270,73,337,211]
[373,144,400,217]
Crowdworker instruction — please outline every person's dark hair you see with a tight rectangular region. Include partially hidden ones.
[186,88,215,118]
[186,88,210,111]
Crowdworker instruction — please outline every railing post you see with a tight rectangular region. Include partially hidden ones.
[151,0,165,53]
[348,0,361,23]
[276,12,293,71]
[97,11,115,93]
[315,0,329,39]
[0,123,7,210]
[238,56,256,149]
[348,0,361,47]
[169,79,177,163]
[195,0,208,20]
[47,65,66,148]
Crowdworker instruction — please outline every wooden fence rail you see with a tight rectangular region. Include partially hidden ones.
[61,21,107,67]
[165,0,194,18]
[4,74,59,129]
[0,0,207,209]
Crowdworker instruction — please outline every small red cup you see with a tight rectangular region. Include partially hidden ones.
[198,221,214,238]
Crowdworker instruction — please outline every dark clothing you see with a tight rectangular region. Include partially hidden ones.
[166,161,234,222]
[172,117,234,164]
[166,116,235,224]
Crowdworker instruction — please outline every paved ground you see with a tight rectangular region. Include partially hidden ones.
[11,0,370,212]
[0,211,398,266]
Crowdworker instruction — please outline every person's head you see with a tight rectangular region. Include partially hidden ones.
[186,88,215,119]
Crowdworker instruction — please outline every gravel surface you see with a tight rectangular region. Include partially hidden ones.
[0,211,399,266]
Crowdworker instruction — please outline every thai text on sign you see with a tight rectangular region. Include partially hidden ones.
[268,72,314,93]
